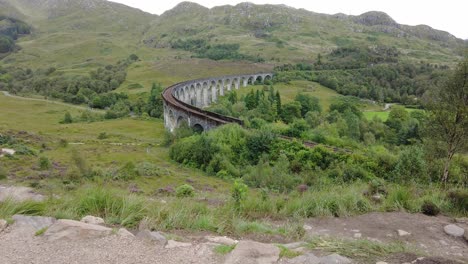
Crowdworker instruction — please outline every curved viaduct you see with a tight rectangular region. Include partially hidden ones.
[162,73,273,132]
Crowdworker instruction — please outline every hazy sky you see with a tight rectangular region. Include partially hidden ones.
[109,0,467,39]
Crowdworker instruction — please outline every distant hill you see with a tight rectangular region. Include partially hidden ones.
[144,2,465,63]
[0,0,465,73]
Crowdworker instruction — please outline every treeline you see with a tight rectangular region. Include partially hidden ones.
[0,54,137,105]
[170,38,264,62]
[274,45,449,104]
[0,16,31,53]
[0,54,167,120]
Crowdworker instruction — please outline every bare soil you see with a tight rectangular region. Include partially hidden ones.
[305,212,467,263]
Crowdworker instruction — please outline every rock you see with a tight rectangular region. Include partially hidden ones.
[0,219,7,232]
[454,217,468,224]
[303,224,312,231]
[205,235,238,245]
[43,219,112,241]
[353,233,362,238]
[12,214,56,231]
[376,262,388,264]
[281,241,306,249]
[0,185,45,202]
[165,240,192,249]
[443,224,465,237]
[224,240,280,264]
[397,229,411,236]
[136,230,167,245]
[286,253,320,264]
[371,194,382,202]
[319,253,352,264]
[80,215,105,225]
[117,228,134,238]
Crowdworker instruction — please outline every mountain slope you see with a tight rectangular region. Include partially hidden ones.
[0,0,156,70]
[144,2,465,64]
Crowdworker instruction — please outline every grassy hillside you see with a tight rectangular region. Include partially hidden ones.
[144,2,465,64]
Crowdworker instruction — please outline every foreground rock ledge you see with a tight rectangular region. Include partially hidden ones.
[224,240,280,264]
[44,219,112,241]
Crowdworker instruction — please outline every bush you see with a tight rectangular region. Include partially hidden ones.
[448,190,468,213]
[176,184,195,198]
[136,162,162,177]
[0,166,7,180]
[368,178,387,195]
[232,179,248,210]
[61,112,73,124]
[115,161,139,181]
[38,156,51,170]
[421,200,440,216]
[97,132,108,140]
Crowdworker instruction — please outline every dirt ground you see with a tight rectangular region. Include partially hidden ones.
[305,212,467,263]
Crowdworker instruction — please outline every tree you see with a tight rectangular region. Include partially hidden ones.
[147,83,164,118]
[295,93,321,116]
[280,101,302,124]
[425,58,468,184]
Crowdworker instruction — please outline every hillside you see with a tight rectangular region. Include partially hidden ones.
[144,2,465,64]
[0,0,465,73]
[0,0,156,70]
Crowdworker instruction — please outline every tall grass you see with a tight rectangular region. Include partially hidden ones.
[0,199,46,219]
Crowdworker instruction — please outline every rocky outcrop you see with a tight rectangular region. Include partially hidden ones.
[80,215,105,225]
[136,230,167,245]
[224,240,280,264]
[12,214,55,231]
[0,219,7,232]
[444,224,465,237]
[117,228,135,238]
[353,11,397,27]
[165,240,192,249]
[205,235,238,246]
[0,185,45,202]
[43,219,112,241]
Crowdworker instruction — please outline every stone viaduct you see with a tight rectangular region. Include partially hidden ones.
[162,73,273,132]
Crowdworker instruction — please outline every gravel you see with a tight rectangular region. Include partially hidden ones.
[0,227,222,264]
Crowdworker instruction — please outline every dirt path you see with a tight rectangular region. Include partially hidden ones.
[0,91,103,113]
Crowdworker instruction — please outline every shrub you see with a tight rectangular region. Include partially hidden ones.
[232,179,248,210]
[136,162,162,177]
[448,190,468,213]
[421,200,440,216]
[97,132,108,140]
[176,184,195,198]
[61,112,73,124]
[0,166,7,180]
[115,161,139,181]
[368,178,387,195]
[38,156,51,170]
[58,139,68,148]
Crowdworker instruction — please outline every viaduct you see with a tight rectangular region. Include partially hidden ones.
[162,73,273,132]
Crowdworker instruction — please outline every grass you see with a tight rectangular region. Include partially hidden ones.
[278,245,302,258]
[363,108,424,121]
[35,227,48,236]
[214,244,236,255]
[236,80,341,111]
[307,237,415,262]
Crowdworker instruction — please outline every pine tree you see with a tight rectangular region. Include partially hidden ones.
[275,90,282,115]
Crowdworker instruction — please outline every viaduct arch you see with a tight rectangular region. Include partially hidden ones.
[162,73,273,132]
